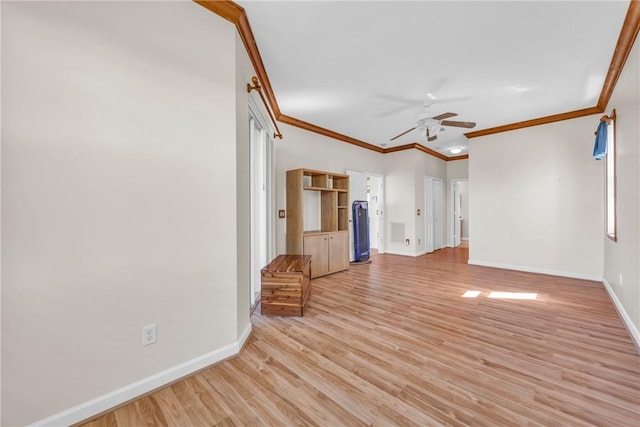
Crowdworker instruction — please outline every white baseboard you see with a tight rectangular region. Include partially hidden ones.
[461,238,469,242]
[602,278,640,354]
[385,249,426,257]
[467,259,603,282]
[29,323,253,427]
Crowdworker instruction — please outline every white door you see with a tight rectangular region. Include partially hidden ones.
[347,170,367,262]
[424,177,434,253]
[433,178,443,250]
[453,181,462,247]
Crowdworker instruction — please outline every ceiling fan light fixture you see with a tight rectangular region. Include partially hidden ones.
[449,147,463,154]
[424,119,442,140]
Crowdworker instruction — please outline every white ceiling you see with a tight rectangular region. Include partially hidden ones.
[237,1,629,156]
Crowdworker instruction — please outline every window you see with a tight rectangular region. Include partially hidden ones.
[249,108,273,308]
[606,110,616,241]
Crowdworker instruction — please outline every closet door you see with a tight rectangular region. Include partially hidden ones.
[328,232,349,273]
[433,179,443,250]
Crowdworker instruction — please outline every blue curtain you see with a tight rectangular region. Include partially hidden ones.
[593,121,608,160]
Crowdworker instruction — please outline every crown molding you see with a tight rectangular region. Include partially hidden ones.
[278,114,385,153]
[467,0,639,139]
[196,0,639,160]
[383,143,448,161]
[194,1,280,118]
[597,0,640,111]
[465,106,602,139]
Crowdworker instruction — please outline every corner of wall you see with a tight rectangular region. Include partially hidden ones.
[602,278,640,354]
[234,30,251,342]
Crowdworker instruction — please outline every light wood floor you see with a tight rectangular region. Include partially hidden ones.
[82,247,640,426]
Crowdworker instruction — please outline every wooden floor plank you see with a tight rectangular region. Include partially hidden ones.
[79,247,640,426]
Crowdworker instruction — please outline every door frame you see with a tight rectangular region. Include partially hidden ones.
[449,178,468,247]
[424,176,444,253]
[347,170,385,261]
[249,101,275,309]
[366,173,385,254]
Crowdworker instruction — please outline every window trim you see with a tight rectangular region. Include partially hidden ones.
[605,109,617,242]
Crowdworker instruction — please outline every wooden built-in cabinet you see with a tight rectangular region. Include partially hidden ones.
[286,169,350,278]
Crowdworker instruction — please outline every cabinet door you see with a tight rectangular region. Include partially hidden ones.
[328,232,349,273]
[304,234,329,278]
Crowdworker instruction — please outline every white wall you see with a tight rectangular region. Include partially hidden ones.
[234,32,254,344]
[274,123,385,255]
[1,2,249,425]
[384,151,419,256]
[468,116,604,279]
[446,158,469,180]
[602,34,639,344]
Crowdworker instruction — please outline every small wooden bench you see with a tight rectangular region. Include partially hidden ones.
[261,255,311,316]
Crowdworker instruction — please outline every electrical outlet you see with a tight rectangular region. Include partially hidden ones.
[142,324,157,346]
[619,273,623,286]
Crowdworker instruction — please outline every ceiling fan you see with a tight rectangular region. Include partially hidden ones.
[390,105,476,142]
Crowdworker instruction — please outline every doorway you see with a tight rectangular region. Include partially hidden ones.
[367,175,383,255]
[424,176,444,253]
[450,179,468,248]
[347,171,384,261]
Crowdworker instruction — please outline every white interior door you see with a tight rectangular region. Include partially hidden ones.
[453,182,462,247]
[433,178,443,250]
[347,170,367,262]
[424,177,434,253]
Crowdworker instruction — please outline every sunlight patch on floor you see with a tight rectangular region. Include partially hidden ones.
[462,290,481,298]
[488,291,538,300]
[461,290,538,300]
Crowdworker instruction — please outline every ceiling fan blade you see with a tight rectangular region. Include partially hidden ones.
[390,126,418,141]
[432,112,458,120]
[375,104,416,118]
[427,135,438,142]
[441,120,476,128]
[374,94,423,117]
